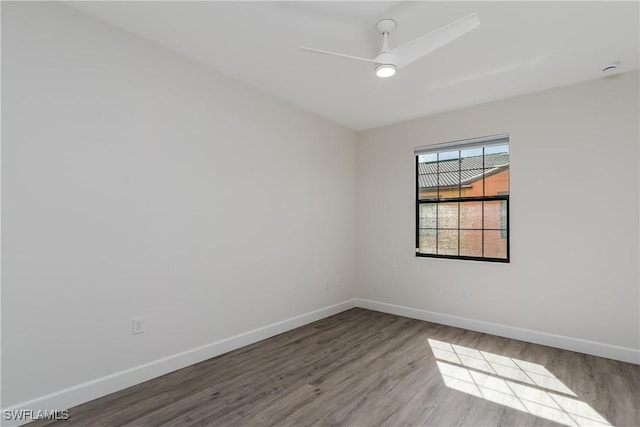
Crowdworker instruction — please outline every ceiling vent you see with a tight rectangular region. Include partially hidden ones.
[601,61,620,75]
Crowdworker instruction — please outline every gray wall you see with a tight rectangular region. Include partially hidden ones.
[357,71,639,351]
[2,2,357,407]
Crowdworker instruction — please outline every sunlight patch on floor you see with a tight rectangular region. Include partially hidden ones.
[428,339,611,427]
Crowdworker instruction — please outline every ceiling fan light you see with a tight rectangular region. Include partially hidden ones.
[375,64,396,78]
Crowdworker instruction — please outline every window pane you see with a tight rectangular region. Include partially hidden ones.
[501,201,507,236]
[438,202,458,229]
[460,202,482,229]
[485,144,509,156]
[484,230,507,259]
[460,169,484,197]
[418,160,438,174]
[418,173,438,199]
[439,171,460,199]
[484,200,506,229]
[484,145,509,196]
[419,153,437,164]
[460,230,482,257]
[438,230,458,256]
[419,203,437,228]
[460,147,484,170]
[437,150,460,172]
[485,165,509,196]
[419,229,436,254]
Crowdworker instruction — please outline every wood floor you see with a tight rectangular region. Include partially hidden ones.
[31,308,639,427]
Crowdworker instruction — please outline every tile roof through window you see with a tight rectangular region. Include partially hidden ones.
[418,152,509,189]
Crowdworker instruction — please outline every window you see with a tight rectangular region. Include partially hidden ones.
[415,135,509,262]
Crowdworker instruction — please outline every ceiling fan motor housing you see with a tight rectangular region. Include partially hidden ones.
[375,51,396,65]
[376,19,397,35]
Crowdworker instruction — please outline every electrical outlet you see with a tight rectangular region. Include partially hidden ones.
[132,317,145,335]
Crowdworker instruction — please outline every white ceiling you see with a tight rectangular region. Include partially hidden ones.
[68,1,639,131]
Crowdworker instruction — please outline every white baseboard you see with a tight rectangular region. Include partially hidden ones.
[355,298,640,365]
[1,299,357,427]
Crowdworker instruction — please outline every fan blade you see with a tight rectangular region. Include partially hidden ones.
[300,47,377,64]
[391,13,480,69]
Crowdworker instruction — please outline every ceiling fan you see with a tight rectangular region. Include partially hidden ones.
[301,14,480,78]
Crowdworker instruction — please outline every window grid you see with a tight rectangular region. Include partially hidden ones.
[415,145,509,263]
[436,155,439,254]
[482,149,485,258]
